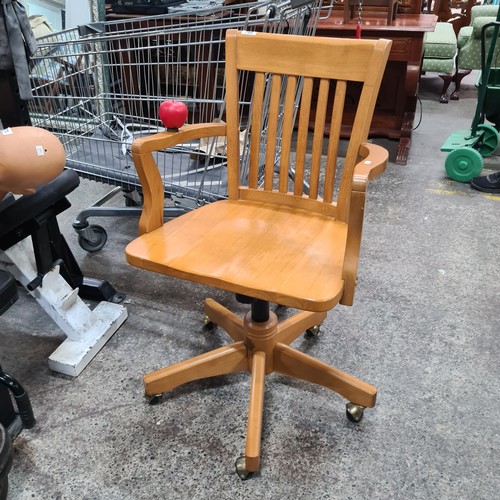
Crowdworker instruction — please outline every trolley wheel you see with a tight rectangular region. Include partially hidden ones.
[78,224,108,252]
[346,402,365,423]
[476,124,500,157]
[445,147,483,182]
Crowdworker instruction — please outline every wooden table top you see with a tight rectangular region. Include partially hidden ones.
[316,12,437,33]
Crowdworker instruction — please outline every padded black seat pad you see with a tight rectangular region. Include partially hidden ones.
[0,169,80,248]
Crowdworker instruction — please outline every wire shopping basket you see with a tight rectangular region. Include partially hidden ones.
[28,0,323,251]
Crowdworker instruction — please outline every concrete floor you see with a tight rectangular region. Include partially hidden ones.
[1,73,499,499]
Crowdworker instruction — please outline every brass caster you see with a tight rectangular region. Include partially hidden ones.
[146,393,163,405]
[305,325,320,337]
[235,456,253,480]
[203,315,216,331]
[346,402,365,423]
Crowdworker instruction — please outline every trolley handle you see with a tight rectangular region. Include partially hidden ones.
[256,0,315,21]
[289,0,315,8]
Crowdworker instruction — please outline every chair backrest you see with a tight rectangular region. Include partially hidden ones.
[223,30,391,223]
[471,5,499,25]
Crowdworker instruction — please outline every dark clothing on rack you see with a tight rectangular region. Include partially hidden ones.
[0,0,37,100]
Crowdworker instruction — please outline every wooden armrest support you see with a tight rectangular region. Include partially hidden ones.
[131,122,227,234]
[341,143,388,306]
[352,143,388,193]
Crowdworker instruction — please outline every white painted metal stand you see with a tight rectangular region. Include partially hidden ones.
[0,238,128,377]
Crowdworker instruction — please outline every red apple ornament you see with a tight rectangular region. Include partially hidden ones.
[158,100,188,130]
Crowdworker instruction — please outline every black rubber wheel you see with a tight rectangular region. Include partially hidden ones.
[78,225,108,253]
[0,476,7,500]
[203,315,217,331]
[305,325,320,337]
[124,191,143,207]
[346,402,365,423]
[146,394,163,405]
[0,424,13,500]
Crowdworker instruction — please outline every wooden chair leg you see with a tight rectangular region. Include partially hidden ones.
[438,73,453,103]
[276,310,327,345]
[144,301,375,477]
[244,351,267,473]
[144,342,247,395]
[450,69,472,101]
[204,298,246,341]
[273,343,377,408]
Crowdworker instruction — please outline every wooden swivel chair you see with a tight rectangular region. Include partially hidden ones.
[126,30,391,478]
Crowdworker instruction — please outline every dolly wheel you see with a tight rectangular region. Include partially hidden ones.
[476,124,499,157]
[445,147,483,182]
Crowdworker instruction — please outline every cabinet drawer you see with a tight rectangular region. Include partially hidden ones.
[390,37,413,57]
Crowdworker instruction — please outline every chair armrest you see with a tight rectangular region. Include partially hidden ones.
[472,16,499,38]
[131,122,227,154]
[352,142,388,193]
[457,26,473,49]
[131,122,227,234]
[341,142,388,306]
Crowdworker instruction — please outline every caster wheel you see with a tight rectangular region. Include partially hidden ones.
[476,124,499,157]
[124,197,140,207]
[203,315,216,330]
[235,456,253,480]
[445,147,483,183]
[346,402,365,423]
[78,224,108,252]
[305,325,320,337]
[123,191,143,207]
[146,394,163,405]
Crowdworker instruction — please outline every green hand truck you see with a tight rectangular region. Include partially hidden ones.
[441,8,500,182]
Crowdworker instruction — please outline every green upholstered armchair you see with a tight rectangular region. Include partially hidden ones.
[422,21,458,103]
[451,4,500,100]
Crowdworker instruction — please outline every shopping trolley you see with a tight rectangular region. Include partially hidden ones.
[28,0,324,251]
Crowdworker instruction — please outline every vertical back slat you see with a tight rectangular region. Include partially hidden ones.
[248,72,265,189]
[294,76,313,196]
[323,80,346,204]
[224,32,241,199]
[264,74,282,191]
[279,75,297,193]
[226,31,390,217]
[309,78,329,199]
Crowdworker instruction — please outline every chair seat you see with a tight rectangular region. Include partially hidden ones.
[126,199,348,312]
